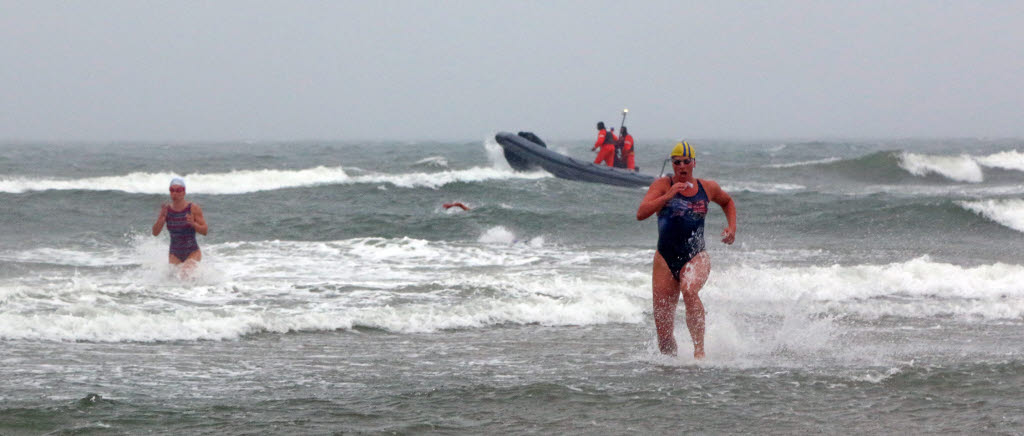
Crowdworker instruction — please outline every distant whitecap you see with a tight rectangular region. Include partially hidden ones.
[898,152,983,183]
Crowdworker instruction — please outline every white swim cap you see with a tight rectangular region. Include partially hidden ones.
[170,177,186,188]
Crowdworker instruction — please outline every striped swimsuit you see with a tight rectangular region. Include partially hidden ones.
[166,203,199,261]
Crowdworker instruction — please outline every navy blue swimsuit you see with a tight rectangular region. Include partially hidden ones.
[657,179,709,280]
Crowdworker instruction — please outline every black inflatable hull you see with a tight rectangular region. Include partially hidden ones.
[495,132,656,188]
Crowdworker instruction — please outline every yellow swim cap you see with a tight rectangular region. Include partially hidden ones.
[670,141,695,158]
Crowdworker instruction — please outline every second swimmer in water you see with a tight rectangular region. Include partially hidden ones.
[636,141,737,359]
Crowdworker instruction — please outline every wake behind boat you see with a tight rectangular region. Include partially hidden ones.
[495,132,656,187]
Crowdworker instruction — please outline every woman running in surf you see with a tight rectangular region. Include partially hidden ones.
[152,178,208,269]
[636,141,737,359]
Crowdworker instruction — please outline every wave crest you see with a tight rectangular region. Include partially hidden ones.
[898,152,984,183]
[958,199,1024,233]
[0,166,549,194]
[976,150,1024,172]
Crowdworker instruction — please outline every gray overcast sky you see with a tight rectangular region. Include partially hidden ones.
[2,1,1023,141]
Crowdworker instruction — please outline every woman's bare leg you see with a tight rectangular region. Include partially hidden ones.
[679,251,711,359]
[652,252,681,355]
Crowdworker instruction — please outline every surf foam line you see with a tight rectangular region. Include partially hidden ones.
[0,166,550,194]
[0,231,651,342]
[852,184,1024,198]
[5,232,1023,342]
[765,157,842,168]
[720,181,805,193]
[710,256,1024,320]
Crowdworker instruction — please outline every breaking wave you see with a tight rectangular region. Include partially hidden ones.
[958,199,1024,233]
[2,232,1023,342]
[0,166,549,194]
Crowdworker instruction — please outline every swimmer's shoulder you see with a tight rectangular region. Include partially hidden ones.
[697,178,720,191]
[697,179,730,200]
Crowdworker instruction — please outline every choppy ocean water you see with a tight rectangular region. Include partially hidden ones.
[1,136,1023,434]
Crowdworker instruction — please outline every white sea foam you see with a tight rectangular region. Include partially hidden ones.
[766,157,842,168]
[0,167,348,194]
[693,299,839,367]
[352,166,547,189]
[898,152,984,183]
[709,256,1024,320]
[975,150,1024,172]
[851,366,906,384]
[3,233,1023,342]
[0,165,549,194]
[483,136,512,171]
[720,181,805,193]
[958,199,1024,233]
[412,156,449,168]
[0,232,653,341]
[478,226,518,244]
[0,247,130,268]
[849,183,1024,198]
[475,226,546,247]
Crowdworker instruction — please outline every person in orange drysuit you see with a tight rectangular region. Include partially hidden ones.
[620,126,635,170]
[592,121,608,152]
[593,122,616,166]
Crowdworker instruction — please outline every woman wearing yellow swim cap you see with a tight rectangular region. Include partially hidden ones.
[636,141,737,359]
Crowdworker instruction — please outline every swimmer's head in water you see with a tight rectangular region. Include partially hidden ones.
[670,141,695,159]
